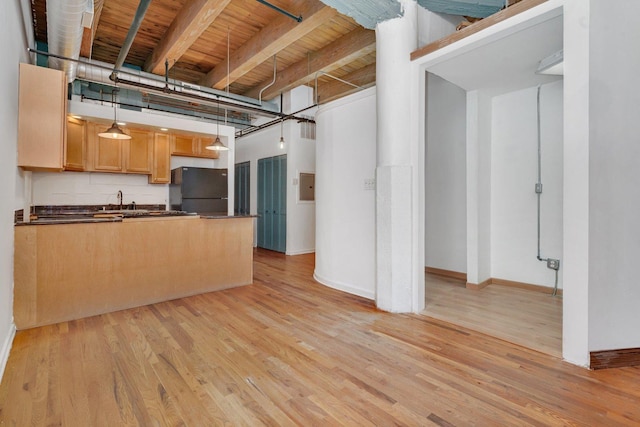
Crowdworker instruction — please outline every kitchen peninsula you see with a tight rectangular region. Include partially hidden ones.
[14,213,253,329]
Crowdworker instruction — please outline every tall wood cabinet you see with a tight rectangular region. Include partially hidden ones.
[150,133,171,184]
[18,63,67,171]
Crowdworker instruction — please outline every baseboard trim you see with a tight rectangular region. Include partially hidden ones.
[0,323,16,384]
[286,249,315,256]
[590,347,640,370]
[425,267,467,282]
[313,271,375,300]
[491,277,563,296]
[466,278,491,290]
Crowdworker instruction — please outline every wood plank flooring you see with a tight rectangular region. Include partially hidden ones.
[1,249,639,426]
[424,273,563,357]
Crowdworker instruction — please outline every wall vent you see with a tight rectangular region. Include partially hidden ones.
[300,121,316,140]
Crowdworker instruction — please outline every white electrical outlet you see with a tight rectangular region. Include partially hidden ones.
[364,178,376,191]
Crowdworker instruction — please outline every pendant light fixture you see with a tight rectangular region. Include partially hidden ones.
[98,87,131,140]
[279,118,285,149]
[206,96,229,151]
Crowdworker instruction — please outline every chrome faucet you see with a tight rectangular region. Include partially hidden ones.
[117,190,123,210]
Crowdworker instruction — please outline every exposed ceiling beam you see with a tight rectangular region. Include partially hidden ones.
[316,63,376,104]
[243,27,375,101]
[199,0,338,89]
[144,0,232,75]
[79,0,104,58]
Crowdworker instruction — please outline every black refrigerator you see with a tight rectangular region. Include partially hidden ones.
[170,167,228,215]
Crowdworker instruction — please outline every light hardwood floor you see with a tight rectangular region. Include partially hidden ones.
[424,273,563,358]
[1,249,639,426]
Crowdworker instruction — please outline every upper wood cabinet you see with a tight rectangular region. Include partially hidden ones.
[171,134,219,159]
[65,117,86,171]
[91,123,124,172]
[125,129,153,174]
[150,133,171,184]
[87,123,152,174]
[18,63,67,171]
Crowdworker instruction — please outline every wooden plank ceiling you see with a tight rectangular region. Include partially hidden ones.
[31,0,376,105]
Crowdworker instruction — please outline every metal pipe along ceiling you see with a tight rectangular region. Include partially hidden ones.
[46,0,88,82]
[113,0,152,73]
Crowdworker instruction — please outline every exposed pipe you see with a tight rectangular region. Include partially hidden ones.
[259,55,277,104]
[255,0,302,22]
[536,85,544,262]
[535,85,560,297]
[112,0,152,76]
[28,49,279,114]
[236,104,317,138]
[46,0,88,82]
[314,71,364,104]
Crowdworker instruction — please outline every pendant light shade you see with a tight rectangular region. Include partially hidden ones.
[98,122,131,139]
[206,136,229,151]
[206,96,229,151]
[98,87,131,140]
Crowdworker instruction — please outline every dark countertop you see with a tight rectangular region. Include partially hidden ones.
[200,215,257,220]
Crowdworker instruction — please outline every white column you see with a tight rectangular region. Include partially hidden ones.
[375,0,420,312]
[562,0,590,367]
[466,90,492,286]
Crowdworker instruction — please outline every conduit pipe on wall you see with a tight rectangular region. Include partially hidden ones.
[46,0,89,82]
[535,85,560,296]
[314,71,364,104]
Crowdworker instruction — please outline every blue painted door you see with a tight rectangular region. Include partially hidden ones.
[257,155,287,252]
[234,161,250,215]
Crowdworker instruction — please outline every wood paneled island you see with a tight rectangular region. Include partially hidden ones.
[14,216,253,329]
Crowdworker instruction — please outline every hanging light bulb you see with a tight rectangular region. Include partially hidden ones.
[206,96,229,151]
[98,87,131,140]
[279,118,285,149]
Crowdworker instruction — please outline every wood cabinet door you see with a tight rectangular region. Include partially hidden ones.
[65,117,86,171]
[150,133,171,184]
[125,129,153,174]
[18,63,67,171]
[94,125,124,172]
[171,135,195,156]
[196,137,219,159]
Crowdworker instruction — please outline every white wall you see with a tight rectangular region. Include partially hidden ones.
[1,0,33,381]
[32,172,169,207]
[235,86,316,255]
[425,73,467,273]
[315,87,377,299]
[491,81,563,289]
[588,0,640,352]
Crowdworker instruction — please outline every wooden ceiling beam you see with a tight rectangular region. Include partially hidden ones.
[199,0,338,89]
[315,63,376,104]
[243,27,375,101]
[79,0,104,58]
[144,0,231,75]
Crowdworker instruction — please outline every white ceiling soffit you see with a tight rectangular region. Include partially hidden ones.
[425,12,563,96]
[417,0,505,18]
[319,0,402,29]
[319,0,505,29]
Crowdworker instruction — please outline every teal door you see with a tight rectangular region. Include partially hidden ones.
[257,155,287,252]
[234,161,250,215]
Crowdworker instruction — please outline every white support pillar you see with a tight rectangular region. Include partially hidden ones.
[466,90,492,286]
[562,0,590,367]
[375,0,420,312]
